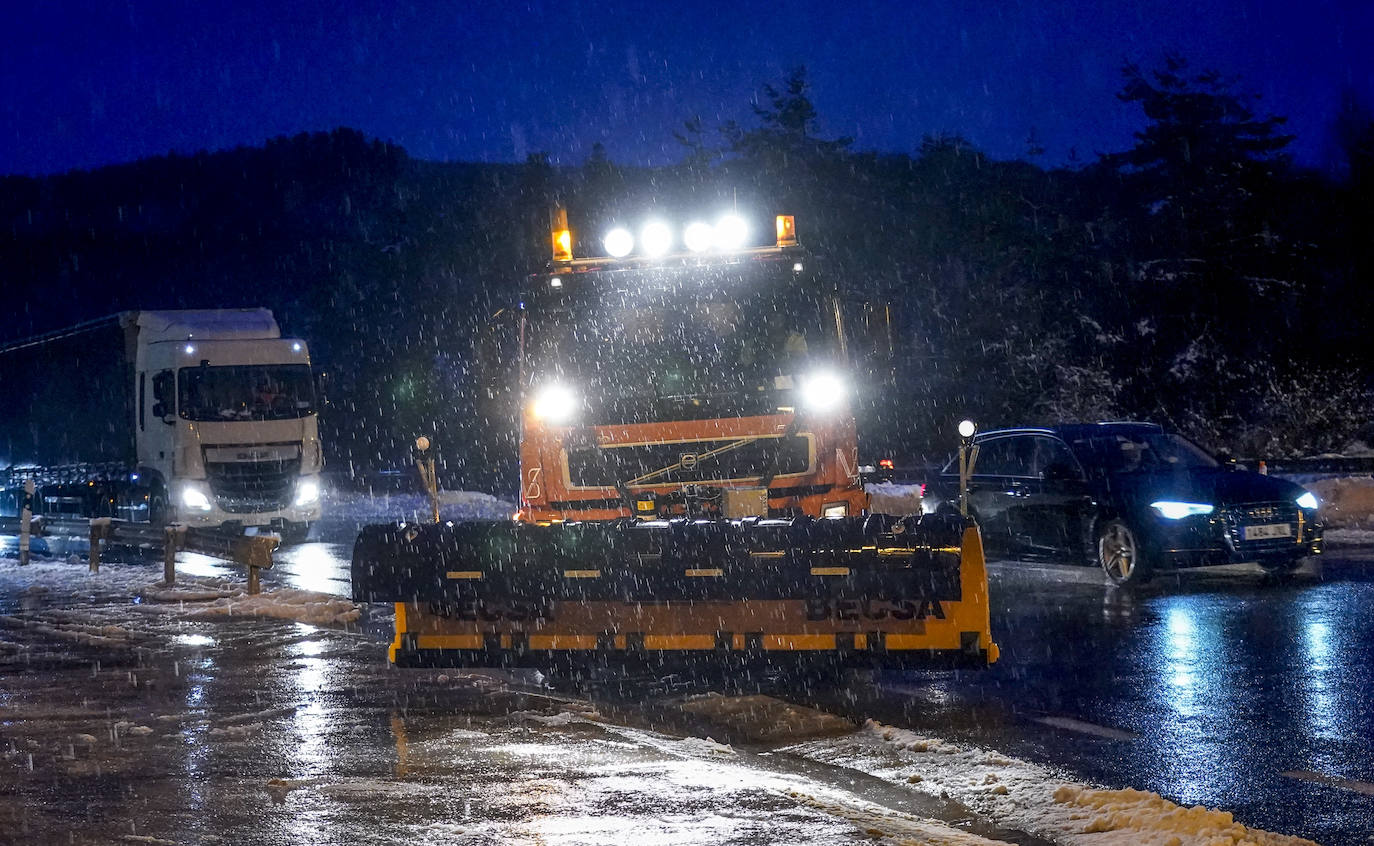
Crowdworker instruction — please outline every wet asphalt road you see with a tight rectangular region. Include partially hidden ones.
[4,513,1374,844]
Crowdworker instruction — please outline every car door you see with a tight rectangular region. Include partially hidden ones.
[963,434,1038,555]
[1021,435,1095,557]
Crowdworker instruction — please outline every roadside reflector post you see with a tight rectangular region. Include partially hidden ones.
[89,517,113,573]
[233,535,279,596]
[414,437,440,524]
[18,478,34,567]
[163,524,187,585]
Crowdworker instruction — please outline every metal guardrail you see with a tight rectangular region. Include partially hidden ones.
[1,515,278,594]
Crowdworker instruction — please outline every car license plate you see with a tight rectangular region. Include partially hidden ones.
[1244,523,1292,541]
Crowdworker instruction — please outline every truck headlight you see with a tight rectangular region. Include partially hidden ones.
[530,383,578,424]
[799,370,847,414]
[822,502,848,518]
[1150,500,1214,519]
[1296,491,1319,510]
[181,484,213,512]
[295,478,322,507]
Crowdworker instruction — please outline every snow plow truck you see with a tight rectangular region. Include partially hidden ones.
[351,210,1000,670]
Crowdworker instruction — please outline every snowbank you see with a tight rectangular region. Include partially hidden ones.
[787,721,1316,846]
[868,482,925,517]
[1305,476,1374,529]
[323,488,515,524]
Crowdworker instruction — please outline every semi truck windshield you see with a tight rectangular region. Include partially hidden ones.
[178,364,315,421]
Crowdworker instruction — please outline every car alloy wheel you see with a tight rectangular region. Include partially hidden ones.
[1098,519,1148,585]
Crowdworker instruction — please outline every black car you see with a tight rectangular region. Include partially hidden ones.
[928,422,1324,584]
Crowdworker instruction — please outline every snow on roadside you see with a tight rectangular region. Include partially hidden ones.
[1304,475,1374,530]
[867,482,925,517]
[323,488,515,524]
[786,721,1316,846]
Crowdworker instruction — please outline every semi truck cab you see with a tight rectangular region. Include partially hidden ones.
[131,310,323,534]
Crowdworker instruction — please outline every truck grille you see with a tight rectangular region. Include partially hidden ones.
[1221,500,1301,550]
[567,435,812,489]
[206,458,300,513]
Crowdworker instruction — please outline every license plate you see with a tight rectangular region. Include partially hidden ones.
[1244,523,1292,541]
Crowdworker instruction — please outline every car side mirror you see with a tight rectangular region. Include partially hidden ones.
[1041,461,1079,482]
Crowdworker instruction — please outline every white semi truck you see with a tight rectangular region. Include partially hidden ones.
[0,309,323,540]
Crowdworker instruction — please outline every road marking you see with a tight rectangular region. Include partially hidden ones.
[1034,716,1137,741]
[1281,770,1374,796]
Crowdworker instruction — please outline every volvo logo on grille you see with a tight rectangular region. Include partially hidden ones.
[679,452,699,470]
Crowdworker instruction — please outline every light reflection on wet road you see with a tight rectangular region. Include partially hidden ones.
[5,514,1374,843]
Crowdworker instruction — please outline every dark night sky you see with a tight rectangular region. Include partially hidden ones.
[2,0,1370,177]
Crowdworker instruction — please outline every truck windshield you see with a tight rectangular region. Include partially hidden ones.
[178,364,315,421]
[525,267,840,400]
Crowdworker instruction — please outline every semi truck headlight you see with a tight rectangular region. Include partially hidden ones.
[1150,500,1214,519]
[295,478,322,507]
[530,383,578,424]
[181,485,213,512]
[1296,491,1319,510]
[798,370,847,413]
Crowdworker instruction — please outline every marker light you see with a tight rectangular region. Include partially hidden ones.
[714,215,749,250]
[776,214,797,247]
[1296,491,1319,510]
[641,221,673,257]
[793,262,804,272]
[1150,500,1215,519]
[292,342,302,352]
[552,227,573,262]
[530,383,578,424]
[683,222,714,252]
[958,420,977,439]
[181,485,213,512]
[184,344,196,355]
[549,277,563,289]
[798,370,847,413]
[604,228,634,258]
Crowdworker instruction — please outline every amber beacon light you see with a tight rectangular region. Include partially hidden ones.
[551,208,573,262]
[775,214,797,247]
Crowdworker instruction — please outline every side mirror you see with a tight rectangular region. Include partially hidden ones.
[152,402,175,425]
[1041,462,1078,482]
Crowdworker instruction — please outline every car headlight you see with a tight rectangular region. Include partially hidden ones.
[181,485,213,512]
[295,478,322,507]
[798,370,847,414]
[1296,491,1319,510]
[530,383,579,424]
[1150,500,1214,519]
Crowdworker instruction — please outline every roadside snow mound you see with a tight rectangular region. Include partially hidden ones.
[1306,476,1374,529]
[786,721,1316,846]
[324,489,514,523]
[867,482,925,517]
[179,588,362,627]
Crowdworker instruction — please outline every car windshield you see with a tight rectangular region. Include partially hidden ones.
[1086,431,1219,473]
[178,364,315,421]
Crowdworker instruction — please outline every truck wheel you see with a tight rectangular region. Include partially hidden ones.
[1098,519,1152,585]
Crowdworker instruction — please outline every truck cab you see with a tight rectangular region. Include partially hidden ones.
[131,310,323,535]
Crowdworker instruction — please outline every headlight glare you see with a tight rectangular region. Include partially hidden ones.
[1296,491,1319,510]
[295,478,321,507]
[604,228,634,258]
[798,370,847,413]
[530,383,578,424]
[1150,500,1214,519]
[181,485,213,512]
[640,221,672,257]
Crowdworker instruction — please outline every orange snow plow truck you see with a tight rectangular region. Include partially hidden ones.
[351,210,999,670]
